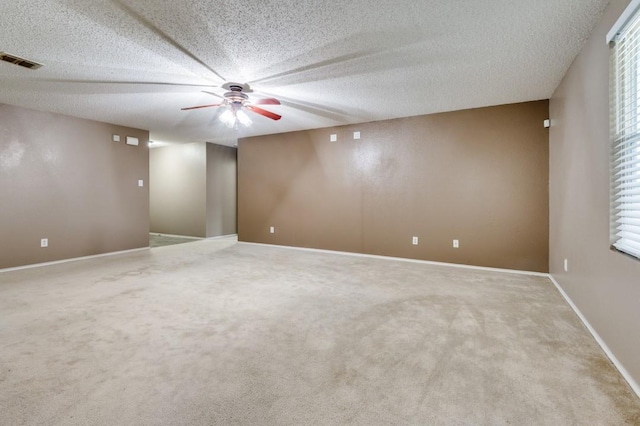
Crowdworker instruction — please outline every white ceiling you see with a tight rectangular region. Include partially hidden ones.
[0,0,608,147]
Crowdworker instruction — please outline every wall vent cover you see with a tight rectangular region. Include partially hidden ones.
[0,52,43,70]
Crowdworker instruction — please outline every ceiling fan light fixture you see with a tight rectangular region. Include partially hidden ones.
[219,109,235,127]
[219,106,253,128]
[236,109,252,127]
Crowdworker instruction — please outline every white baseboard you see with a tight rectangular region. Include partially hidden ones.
[548,274,640,399]
[149,233,203,240]
[3,235,237,272]
[0,247,149,273]
[238,241,548,277]
[206,233,238,240]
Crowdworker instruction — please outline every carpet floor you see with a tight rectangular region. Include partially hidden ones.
[149,234,201,248]
[1,237,639,425]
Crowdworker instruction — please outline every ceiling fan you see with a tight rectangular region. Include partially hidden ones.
[181,82,281,127]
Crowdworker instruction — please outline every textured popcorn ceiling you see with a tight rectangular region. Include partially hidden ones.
[0,0,608,146]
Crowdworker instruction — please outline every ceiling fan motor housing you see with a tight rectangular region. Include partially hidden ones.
[225,90,248,105]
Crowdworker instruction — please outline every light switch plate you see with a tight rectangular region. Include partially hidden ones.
[112,134,120,142]
[353,131,360,139]
[330,134,337,142]
[138,179,144,187]
[126,136,139,146]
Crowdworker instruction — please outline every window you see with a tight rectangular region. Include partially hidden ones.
[610,0,640,260]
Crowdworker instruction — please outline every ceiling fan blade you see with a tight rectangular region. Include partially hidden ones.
[259,90,362,122]
[251,97,281,105]
[246,105,281,121]
[181,103,223,110]
[112,0,226,82]
[202,90,225,99]
[36,79,219,89]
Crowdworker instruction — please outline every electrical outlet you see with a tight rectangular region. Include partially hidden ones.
[40,238,48,248]
[138,179,144,187]
[330,134,337,142]
[564,258,568,272]
[353,131,361,140]
[270,226,275,234]
[453,239,459,248]
[412,236,418,245]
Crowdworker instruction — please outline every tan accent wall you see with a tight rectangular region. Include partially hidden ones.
[150,142,237,238]
[206,143,237,237]
[150,143,207,237]
[238,101,549,272]
[0,104,149,269]
[549,0,640,389]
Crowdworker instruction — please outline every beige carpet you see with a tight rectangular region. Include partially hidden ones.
[1,237,638,425]
[149,234,201,248]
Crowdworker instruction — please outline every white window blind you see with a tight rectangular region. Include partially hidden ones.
[611,5,640,260]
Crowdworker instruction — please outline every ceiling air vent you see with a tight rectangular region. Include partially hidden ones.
[0,52,43,70]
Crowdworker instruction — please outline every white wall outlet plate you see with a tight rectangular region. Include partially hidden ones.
[330,134,337,142]
[453,239,459,248]
[126,136,139,146]
[412,236,418,245]
[353,131,361,140]
[270,226,275,234]
[40,238,48,248]
[138,179,144,187]
[564,258,568,272]
[543,119,550,128]
[112,134,120,142]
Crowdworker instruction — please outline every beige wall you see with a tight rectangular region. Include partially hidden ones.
[238,101,549,272]
[549,0,640,389]
[0,104,149,269]
[206,143,237,237]
[150,142,237,238]
[150,143,207,237]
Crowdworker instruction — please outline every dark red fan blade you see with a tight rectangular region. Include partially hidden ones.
[246,105,282,120]
[252,97,280,105]
[181,103,222,110]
